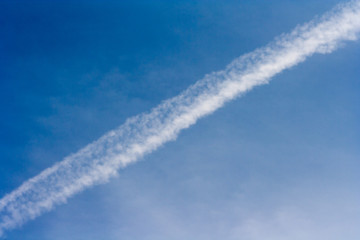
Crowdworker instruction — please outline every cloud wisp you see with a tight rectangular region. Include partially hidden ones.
[1,0,360,237]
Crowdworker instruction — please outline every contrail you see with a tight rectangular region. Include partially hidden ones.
[1,0,360,237]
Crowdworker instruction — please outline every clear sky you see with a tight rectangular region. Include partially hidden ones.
[0,0,359,239]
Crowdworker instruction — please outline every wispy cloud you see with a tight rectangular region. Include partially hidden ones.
[1,0,360,237]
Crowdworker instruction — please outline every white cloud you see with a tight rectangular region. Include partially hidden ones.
[1,0,360,237]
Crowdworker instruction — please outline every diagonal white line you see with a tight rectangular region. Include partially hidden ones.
[1,0,360,237]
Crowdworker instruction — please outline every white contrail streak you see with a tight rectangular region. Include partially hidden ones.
[1,0,360,237]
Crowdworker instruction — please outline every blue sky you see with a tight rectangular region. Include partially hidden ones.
[0,0,359,239]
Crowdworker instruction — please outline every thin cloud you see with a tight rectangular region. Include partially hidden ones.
[1,0,360,237]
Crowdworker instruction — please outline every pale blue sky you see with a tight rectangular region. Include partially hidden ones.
[0,0,359,239]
